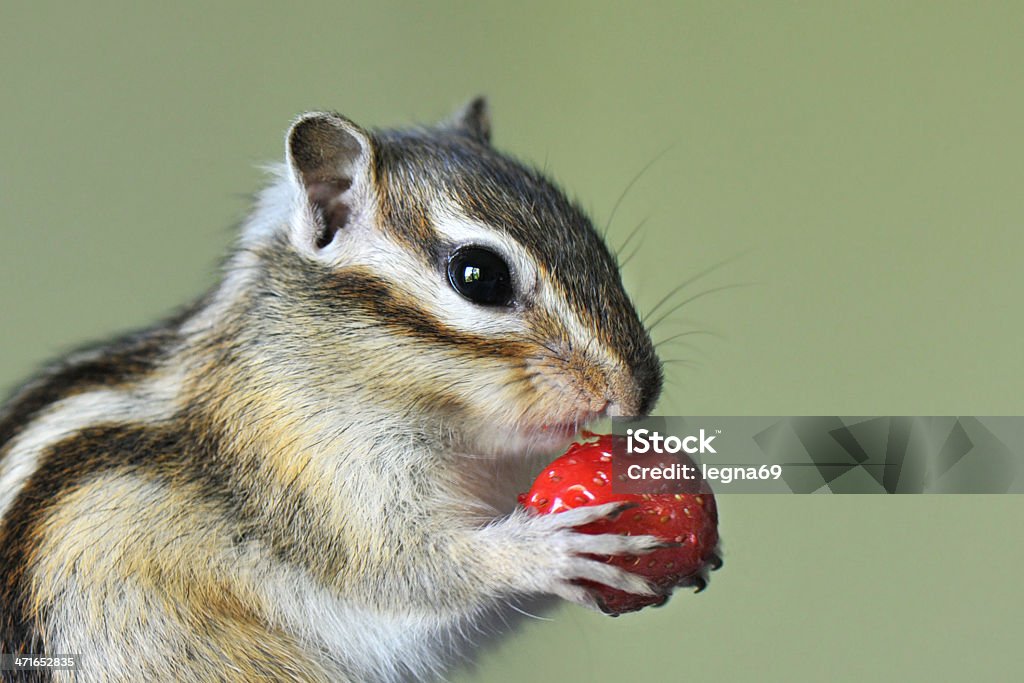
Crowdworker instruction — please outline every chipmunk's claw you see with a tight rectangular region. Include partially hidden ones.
[707,551,724,571]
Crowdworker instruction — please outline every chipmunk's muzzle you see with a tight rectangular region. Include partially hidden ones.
[604,346,663,418]
[632,357,663,416]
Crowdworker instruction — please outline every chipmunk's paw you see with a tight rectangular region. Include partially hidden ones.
[486,503,665,610]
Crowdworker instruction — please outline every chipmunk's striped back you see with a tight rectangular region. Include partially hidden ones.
[0,324,185,673]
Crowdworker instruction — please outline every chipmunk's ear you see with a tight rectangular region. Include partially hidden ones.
[286,112,376,253]
[445,96,491,145]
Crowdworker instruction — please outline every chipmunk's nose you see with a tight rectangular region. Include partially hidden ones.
[633,361,663,416]
[606,357,663,418]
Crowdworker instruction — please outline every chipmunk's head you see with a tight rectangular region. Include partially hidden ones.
[242,99,661,456]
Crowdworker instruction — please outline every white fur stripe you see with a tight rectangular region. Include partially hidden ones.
[0,371,181,521]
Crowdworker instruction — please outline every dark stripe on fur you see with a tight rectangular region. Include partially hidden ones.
[0,306,196,458]
[318,269,530,358]
[0,404,357,659]
[261,247,532,359]
[0,418,242,662]
[0,424,177,663]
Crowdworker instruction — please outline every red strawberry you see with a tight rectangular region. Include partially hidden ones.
[518,433,721,615]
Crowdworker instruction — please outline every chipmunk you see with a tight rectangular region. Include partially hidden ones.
[0,99,665,682]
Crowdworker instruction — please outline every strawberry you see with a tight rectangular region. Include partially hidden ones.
[518,433,721,615]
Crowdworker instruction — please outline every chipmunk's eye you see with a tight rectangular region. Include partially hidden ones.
[447,246,514,306]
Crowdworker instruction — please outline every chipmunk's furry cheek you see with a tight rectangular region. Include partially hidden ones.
[433,354,608,458]
[520,272,663,418]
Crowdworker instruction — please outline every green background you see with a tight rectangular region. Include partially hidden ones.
[2,2,1022,680]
